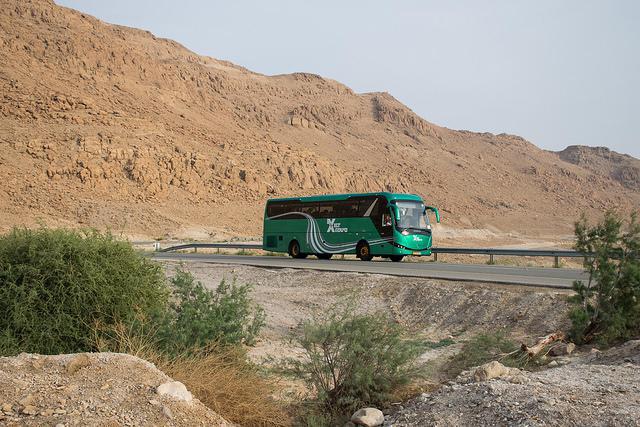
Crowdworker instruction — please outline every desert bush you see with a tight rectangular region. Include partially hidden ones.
[94,269,280,426]
[153,269,265,356]
[569,211,640,346]
[283,304,424,423]
[443,331,520,378]
[0,228,167,355]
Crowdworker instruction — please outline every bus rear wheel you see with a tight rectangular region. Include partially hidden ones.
[389,255,404,262]
[356,241,373,261]
[288,240,307,259]
[317,253,333,260]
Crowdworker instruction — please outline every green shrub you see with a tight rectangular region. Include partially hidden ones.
[444,331,520,378]
[424,338,455,349]
[569,211,640,346]
[0,228,167,355]
[283,304,424,423]
[154,269,265,356]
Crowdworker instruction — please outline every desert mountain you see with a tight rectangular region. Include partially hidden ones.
[556,145,640,192]
[0,0,638,239]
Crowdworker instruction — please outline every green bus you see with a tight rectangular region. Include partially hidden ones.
[262,192,440,262]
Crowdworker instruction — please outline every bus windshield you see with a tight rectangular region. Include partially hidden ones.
[395,200,429,230]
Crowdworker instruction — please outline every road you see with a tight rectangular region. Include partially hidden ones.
[151,253,588,289]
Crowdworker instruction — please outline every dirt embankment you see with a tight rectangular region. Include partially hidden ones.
[162,262,572,364]
[0,352,231,426]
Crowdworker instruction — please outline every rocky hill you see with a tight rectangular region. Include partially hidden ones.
[0,0,638,239]
[557,145,640,191]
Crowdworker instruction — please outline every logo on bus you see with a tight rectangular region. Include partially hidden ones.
[327,218,348,233]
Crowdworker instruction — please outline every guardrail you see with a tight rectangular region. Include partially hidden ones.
[158,242,263,252]
[158,242,589,268]
[430,247,588,267]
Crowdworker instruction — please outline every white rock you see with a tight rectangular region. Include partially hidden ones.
[351,407,384,427]
[156,381,192,402]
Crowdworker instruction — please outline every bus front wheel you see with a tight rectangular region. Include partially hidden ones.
[317,253,333,260]
[288,240,307,259]
[389,255,404,262]
[356,241,373,261]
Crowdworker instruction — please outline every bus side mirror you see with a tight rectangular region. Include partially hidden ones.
[426,206,440,223]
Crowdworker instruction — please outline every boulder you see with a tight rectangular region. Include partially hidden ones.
[156,381,193,403]
[351,407,384,426]
[473,361,511,382]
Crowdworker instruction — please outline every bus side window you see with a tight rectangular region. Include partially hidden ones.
[267,201,296,218]
[345,202,359,217]
[318,203,334,218]
[266,202,280,217]
[353,197,376,217]
[333,200,359,217]
[301,203,319,217]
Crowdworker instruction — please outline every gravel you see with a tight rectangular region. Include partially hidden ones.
[0,352,230,426]
[385,341,640,426]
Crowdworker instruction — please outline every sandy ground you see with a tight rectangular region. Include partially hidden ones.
[162,262,572,366]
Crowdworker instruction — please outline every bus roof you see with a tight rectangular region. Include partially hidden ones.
[266,192,424,203]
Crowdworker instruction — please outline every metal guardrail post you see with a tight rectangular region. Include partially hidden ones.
[434,252,438,262]
[489,254,494,264]
[554,256,560,268]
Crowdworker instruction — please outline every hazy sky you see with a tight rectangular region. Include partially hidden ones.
[56,1,640,157]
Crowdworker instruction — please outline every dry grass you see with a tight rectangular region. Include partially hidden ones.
[158,346,291,427]
[92,318,159,359]
[95,322,291,426]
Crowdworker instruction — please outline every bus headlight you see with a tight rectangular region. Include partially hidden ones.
[426,224,432,231]
[401,230,409,236]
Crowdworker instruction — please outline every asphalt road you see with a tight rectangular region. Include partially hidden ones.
[151,253,588,289]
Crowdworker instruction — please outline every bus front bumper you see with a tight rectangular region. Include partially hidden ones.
[391,243,432,257]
